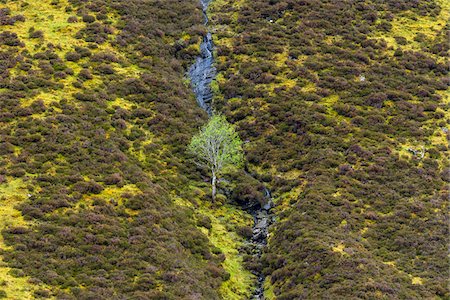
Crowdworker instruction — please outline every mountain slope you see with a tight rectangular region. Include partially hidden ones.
[0,0,448,299]
[0,0,231,298]
[209,0,449,298]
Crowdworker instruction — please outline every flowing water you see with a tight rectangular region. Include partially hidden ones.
[188,0,215,115]
[188,1,273,298]
[245,188,275,299]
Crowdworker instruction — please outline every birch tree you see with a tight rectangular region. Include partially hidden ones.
[188,114,244,201]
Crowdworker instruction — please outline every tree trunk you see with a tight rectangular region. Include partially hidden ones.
[211,172,216,201]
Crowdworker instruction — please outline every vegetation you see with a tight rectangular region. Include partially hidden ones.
[0,0,234,298]
[0,178,50,299]
[188,114,244,200]
[0,0,448,298]
[174,192,256,299]
[209,0,449,298]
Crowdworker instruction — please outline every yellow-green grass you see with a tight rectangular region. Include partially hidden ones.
[2,0,144,109]
[207,205,254,299]
[2,0,85,54]
[301,81,316,93]
[71,184,143,219]
[319,94,340,116]
[437,88,449,120]
[0,178,51,299]
[372,0,449,57]
[108,97,137,110]
[174,191,255,299]
[263,276,276,299]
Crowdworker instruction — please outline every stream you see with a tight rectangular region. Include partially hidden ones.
[187,1,273,299]
[188,0,215,116]
[244,188,275,300]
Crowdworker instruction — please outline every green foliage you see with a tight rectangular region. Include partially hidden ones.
[188,114,244,200]
[189,114,244,174]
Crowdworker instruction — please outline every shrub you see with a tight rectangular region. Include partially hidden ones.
[29,30,44,39]
[104,173,123,185]
[82,15,96,23]
[196,215,212,229]
[394,36,407,45]
[67,16,78,23]
[78,69,93,80]
[65,52,81,62]
[236,225,253,239]
[74,46,92,57]
[97,64,115,74]
[0,31,23,46]
[33,289,50,298]
[72,181,104,194]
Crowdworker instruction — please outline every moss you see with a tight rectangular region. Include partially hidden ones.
[174,192,255,299]
[0,178,51,299]
[331,243,347,255]
[207,206,254,299]
[2,0,85,55]
[263,276,276,300]
[371,0,450,60]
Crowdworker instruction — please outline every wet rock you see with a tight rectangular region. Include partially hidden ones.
[188,0,215,115]
[188,33,215,115]
[188,0,274,298]
[245,191,274,300]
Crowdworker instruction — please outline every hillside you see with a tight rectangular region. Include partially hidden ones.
[0,0,231,298]
[209,0,449,298]
[0,0,449,299]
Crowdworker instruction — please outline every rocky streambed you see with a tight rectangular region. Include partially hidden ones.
[187,1,274,298]
[188,0,215,116]
[244,188,275,299]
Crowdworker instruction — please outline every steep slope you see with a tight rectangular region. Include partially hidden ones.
[1,0,448,298]
[209,0,449,298]
[0,0,232,298]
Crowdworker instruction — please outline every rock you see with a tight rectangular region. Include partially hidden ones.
[188,0,273,298]
[263,202,271,210]
[188,35,215,115]
[188,3,215,115]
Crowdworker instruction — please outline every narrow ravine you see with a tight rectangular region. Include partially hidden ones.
[188,0,215,116]
[188,1,274,299]
[244,188,275,300]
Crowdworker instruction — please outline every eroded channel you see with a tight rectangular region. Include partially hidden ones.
[187,1,274,298]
